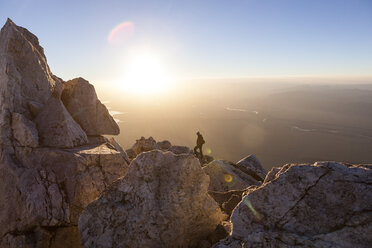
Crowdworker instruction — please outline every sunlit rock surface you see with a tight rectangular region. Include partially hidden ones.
[62,77,119,135]
[214,162,372,248]
[0,19,128,247]
[203,160,261,192]
[79,150,224,248]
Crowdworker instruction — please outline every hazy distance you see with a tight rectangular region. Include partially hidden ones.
[98,77,372,171]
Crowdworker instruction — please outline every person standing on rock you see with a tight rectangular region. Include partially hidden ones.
[194,131,205,159]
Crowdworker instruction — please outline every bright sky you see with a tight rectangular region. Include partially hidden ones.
[1,0,372,89]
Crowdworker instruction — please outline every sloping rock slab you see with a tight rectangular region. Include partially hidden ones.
[236,154,267,182]
[203,160,260,192]
[61,77,119,135]
[214,162,372,248]
[79,150,224,248]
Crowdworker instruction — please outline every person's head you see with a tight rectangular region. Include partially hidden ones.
[197,131,200,135]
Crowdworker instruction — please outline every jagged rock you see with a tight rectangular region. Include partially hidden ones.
[61,77,119,135]
[0,19,127,248]
[215,162,372,248]
[168,145,192,155]
[209,190,245,217]
[0,18,86,149]
[131,136,158,155]
[203,160,260,192]
[108,137,130,164]
[34,97,88,148]
[125,148,136,160]
[236,154,267,181]
[11,112,38,147]
[0,141,129,247]
[79,150,224,248]
[156,140,172,150]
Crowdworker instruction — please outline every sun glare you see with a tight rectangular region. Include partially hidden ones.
[121,54,171,95]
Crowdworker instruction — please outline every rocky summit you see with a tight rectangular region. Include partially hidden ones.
[0,19,128,247]
[0,19,371,248]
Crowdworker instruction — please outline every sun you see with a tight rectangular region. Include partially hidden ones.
[121,54,171,95]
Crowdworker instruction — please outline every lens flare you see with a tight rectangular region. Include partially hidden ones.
[206,148,212,155]
[243,198,263,221]
[108,22,135,45]
[224,174,233,182]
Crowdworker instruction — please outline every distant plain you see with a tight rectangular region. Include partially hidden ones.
[100,80,372,171]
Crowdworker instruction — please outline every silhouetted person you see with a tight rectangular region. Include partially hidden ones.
[194,131,205,159]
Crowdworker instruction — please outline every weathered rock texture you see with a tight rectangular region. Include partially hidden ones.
[0,19,128,247]
[0,18,87,149]
[236,154,266,182]
[215,162,372,248]
[61,77,119,135]
[203,160,262,192]
[79,150,225,248]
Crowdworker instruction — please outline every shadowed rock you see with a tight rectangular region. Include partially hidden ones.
[79,150,224,248]
[214,162,372,247]
[0,19,127,247]
[62,77,119,135]
[35,97,88,147]
[0,18,87,149]
[236,154,267,181]
[203,160,260,192]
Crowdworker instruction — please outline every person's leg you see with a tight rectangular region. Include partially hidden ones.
[199,145,203,159]
[194,146,198,154]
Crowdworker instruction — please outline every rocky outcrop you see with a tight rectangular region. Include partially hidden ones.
[236,154,266,182]
[168,145,193,155]
[156,140,172,150]
[215,162,372,247]
[0,19,128,247]
[131,136,158,154]
[34,97,88,147]
[79,150,225,248]
[203,160,261,192]
[0,141,129,247]
[61,77,119,135]
[0,18,87,149]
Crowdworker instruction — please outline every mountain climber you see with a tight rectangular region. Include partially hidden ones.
[194,131,205,159]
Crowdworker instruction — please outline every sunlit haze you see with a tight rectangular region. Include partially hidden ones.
[1,0,372,167]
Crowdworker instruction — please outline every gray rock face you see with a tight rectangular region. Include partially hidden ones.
[203,160,260,192]
[215,162,372,248]
[79,150,224,248]
[0,19,127,247]
[0,141,129,247]
[34,97,88,147]
[61,77,119,135]
[0,18,87,149]
[11,112,38,147]
[236,154,266,182]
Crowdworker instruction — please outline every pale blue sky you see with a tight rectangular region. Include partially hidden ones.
[1,0,372,86]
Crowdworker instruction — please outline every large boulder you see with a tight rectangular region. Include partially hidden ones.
[215,162,372,247]
[203,160,260,192]
[61,77,119,135]
[79,150,225,248]
[0,141,129,247]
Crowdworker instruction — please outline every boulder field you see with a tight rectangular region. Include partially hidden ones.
[0,19,371,248]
